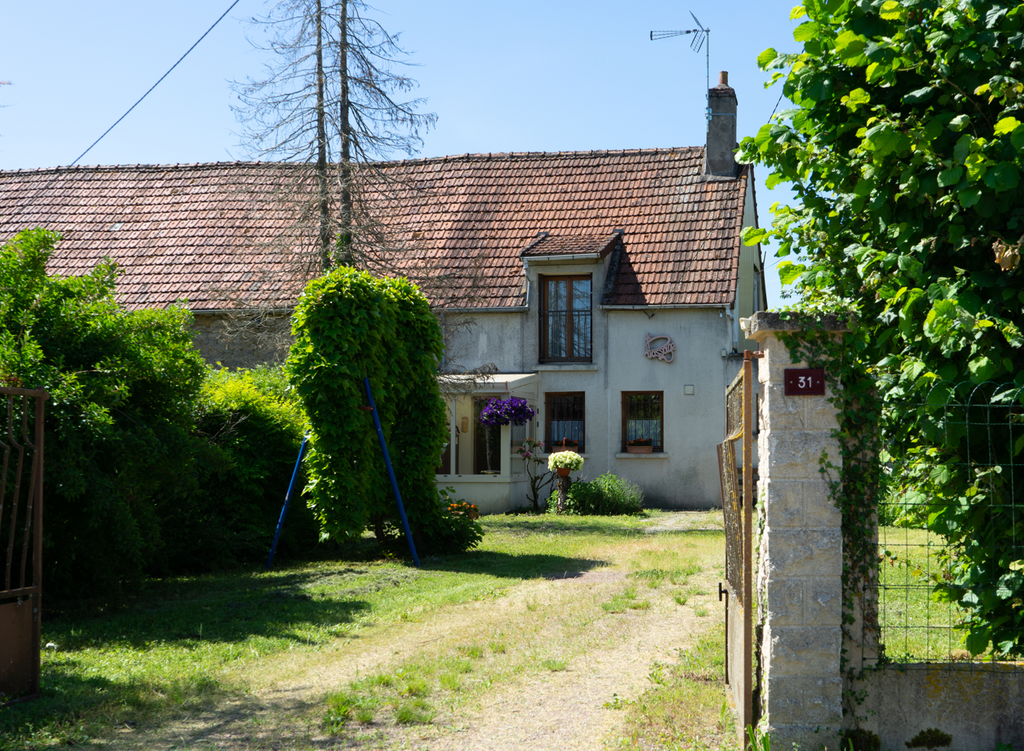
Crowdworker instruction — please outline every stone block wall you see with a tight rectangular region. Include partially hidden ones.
[745,313,845,750]
[192,311,294,369]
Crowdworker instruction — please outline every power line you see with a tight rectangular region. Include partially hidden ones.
[71,0,243,167]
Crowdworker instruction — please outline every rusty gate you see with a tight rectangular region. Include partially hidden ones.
[1,387,47,704]
[717,350,759,732]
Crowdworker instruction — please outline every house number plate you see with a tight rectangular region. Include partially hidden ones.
[784,368,825,396]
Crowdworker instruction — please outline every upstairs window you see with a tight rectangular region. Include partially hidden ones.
[545,392,585,452]
[622,392,664,452]
[540,275,592,362]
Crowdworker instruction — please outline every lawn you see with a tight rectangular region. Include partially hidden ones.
[878,525,970,662]
[1,510,731,750]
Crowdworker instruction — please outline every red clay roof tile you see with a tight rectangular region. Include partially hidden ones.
[0,149,749,311]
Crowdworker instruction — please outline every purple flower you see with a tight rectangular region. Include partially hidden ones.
[480,396,537,427]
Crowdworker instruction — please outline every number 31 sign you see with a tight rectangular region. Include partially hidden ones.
[784,368,825,396]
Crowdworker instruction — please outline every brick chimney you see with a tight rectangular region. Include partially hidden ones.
[705,71,738,178]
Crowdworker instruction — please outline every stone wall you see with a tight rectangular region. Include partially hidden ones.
[746,313,845,750]
[191,312,294,369]
[744,311,1024,751]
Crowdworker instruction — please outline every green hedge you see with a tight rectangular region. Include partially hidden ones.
[1,230,319,595]
[156,366,318,574]
[288,267,481,554]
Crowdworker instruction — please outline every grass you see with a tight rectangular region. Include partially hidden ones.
[614,628,734,750]
[878,525,971,662]
[1,510,723,749]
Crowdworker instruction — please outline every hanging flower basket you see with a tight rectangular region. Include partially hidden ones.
[479,396,536,427]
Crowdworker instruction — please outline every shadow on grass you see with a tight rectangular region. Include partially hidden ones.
[0,665,228,749]
[480,515,652,537]
[421,550,608,579]
[45,567,374,651]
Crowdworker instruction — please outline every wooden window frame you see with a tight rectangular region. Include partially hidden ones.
[545,392,586,452]
[539,274,592,363]
[621,391,665,453]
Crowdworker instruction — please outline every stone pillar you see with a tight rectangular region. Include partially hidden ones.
[744,312,846,750]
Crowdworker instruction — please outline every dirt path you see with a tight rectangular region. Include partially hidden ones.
[98,514,723,750]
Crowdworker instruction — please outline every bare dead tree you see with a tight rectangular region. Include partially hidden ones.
[234,0,436,272]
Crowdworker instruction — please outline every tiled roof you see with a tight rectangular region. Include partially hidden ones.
[0,149,750,311]
[519,232,621,258]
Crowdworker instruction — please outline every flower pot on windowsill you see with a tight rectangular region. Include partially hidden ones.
[556,467,571,477]
[626,445,654,454]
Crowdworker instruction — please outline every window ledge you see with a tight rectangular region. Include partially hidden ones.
[614,452,670,459]
[533,363,598,372]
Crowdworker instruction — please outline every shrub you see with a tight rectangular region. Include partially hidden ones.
[547,473,645,516]
[0,228,207,594]
[155,365,319,573]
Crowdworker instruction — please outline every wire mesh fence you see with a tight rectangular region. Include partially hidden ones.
[873,381,1024,668]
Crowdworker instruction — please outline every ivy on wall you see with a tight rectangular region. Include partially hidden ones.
[288,267,480,553]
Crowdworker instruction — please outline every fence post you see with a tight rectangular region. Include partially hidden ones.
[743,312,847,750]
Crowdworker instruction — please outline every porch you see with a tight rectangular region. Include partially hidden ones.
[436,373,540,515]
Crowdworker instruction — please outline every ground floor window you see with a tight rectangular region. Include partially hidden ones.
[545,392,585,452]
[622,392,663,452]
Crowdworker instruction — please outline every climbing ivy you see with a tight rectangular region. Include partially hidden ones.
[288,267,481,553]
[741,0,1024,658]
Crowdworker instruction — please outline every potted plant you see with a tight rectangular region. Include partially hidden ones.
[626,438,654,454]
[479,396,537,473]
[547,438,579,451]
[548,450,584,477]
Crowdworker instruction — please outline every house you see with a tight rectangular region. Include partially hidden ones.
[0,72,765,511]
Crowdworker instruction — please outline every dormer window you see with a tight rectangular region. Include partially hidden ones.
[539,275,592,362]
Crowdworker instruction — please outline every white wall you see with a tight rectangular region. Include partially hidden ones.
[444,300,739,509]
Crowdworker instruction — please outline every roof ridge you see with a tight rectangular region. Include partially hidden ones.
[0,146,704,176]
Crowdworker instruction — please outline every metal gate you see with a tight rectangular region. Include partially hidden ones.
[1,387,47,704]
[718,350,758,732]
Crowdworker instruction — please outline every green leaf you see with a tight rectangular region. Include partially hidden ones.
[954,134,972,164]
[794,21,820,42]
[864,123,903,157]
[994,117,1021,136]
[880,0,903,20]
[757,48,779,69]
[903,87,935,104]
[742,226,769,246]
[835,31,868,63]
[777,261,806,286]
[938,166,963,187]
[790,4,806,20]
[968,355,1001,382]
[1013,128,1024,151]
[984,163,1020,192]
[959,187,982,208]
[949,114,971,132]
[843,88,871,109]
[1015,434,1024,457]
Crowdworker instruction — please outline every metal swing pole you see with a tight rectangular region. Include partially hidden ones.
[363,377,420,567]
[265,432,309,571]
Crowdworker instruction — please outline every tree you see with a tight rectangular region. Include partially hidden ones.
[739,0,1024,656]
[235,0,436,272]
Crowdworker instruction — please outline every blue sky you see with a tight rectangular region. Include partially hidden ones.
[0,0,800,305]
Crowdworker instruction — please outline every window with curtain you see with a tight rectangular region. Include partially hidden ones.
[539,275,592,362]
[621,392,664,452]
[545,392,585,452]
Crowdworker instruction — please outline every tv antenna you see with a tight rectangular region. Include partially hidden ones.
[650,12,711,125]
